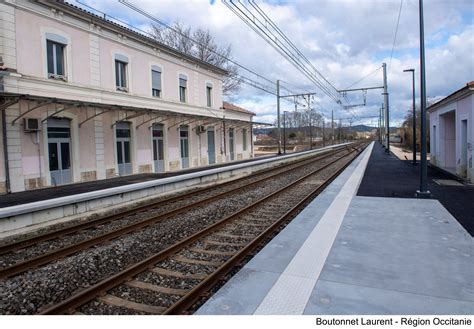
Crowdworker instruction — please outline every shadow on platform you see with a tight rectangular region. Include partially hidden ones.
[358,142,474,236]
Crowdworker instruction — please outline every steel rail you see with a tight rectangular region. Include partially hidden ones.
[164,143,367,314]
[0,147,351,278]
[38,144,365,314]
[0,145,346,255]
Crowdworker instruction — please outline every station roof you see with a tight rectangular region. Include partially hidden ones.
[0,92,266,128]
[222,102,256,116]
[428,81,474,112]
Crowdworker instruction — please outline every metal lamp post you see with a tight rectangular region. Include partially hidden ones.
[416,0,431,198]
[403,68,417,165]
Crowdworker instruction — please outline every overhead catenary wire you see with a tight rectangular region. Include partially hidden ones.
[78,0,377,123]
[223,1,365,122]
[249,0,342,101]
[224,1,344,105]
[118,0,273,84]
[116,0,308,103]
[344,65,383,90]
[388,0,404,72]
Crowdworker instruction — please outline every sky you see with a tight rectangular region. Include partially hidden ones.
[75,0,473,127]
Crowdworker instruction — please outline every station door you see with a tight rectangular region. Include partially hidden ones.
[180,125,189,169]
[47,118,72,186]
[116,122,132,176]
[207,127,216,165]
[152,123,165,173]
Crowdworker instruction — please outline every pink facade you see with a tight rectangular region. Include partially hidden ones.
[429,82,474,182]
[0,1,254,193]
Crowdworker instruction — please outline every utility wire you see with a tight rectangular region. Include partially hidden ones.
[344,66,382,89]
[249,0,342,101]
[388,0,404,72]
[118,0,273,84]
[116,0,308,102]
[224,1,344,106]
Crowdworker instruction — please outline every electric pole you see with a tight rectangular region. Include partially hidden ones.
[379,108,383,144]
[382,62,390,153]
[277,79,281,155]
[416,0,431,197]
[331,109,334,145]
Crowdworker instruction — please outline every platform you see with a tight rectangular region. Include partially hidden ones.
[197,142,474,315]
[0,154,276,208]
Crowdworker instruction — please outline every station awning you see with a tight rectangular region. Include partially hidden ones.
[0,92,270,128]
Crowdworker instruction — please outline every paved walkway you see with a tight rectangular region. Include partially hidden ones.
[197,142,474,315]
[358,142,473,236]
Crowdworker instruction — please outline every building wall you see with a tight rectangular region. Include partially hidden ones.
[15,9,91,86]
[0,1,17,71]
[0,1,253,193]
[13,4,223,110]
[430,93,473,182]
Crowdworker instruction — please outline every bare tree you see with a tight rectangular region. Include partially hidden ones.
[151,22,240,95]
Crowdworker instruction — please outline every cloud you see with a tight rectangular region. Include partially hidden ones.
[77,0,473,127]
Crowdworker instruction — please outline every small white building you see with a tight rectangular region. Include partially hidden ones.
[428,81,474,183]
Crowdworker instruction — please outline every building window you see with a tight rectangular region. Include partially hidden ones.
[243,128,247,151]
[115,60,128,91]
[151,67,162,98]
[206,85,212,107]
[46,40,66,80]
[179,74,187,103]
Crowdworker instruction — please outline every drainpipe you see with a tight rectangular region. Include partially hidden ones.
[223,118,227,160]
[2,103,11,194]
[1,70,11,193]
[250,121,254,158]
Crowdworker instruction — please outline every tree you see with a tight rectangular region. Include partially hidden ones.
[401,104,430,152]
[151,22,240,95]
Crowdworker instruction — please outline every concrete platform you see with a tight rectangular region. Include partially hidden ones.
[196,142,474,315]
[359,142,474,236]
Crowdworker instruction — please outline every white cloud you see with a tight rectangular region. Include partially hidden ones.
[79,0,473,126]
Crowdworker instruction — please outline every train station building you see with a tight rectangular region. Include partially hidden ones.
[428,81,474,183]
[0,0,255,194]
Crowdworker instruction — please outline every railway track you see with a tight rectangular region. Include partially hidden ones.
[0,144,353,279]
[35,142,368,315]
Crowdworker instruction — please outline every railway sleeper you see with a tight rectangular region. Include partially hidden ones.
[98,294,165,315]
[173,255,222,267]
[125,280,188,296]
[187,247,236,256]
[150,267,207,280]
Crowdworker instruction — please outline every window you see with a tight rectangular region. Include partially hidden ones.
[243,128,247,151]
[206,83,212,107]
[115,60,127,91]
[151,67,162,98]
[179,74,187,103]
[47,40,65,79]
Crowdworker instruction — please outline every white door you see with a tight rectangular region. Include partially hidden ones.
[207,127,216,165]
[152,123,165,172]
[180,125,189,169]
[116,122,132,175]
[48,118,72,186]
